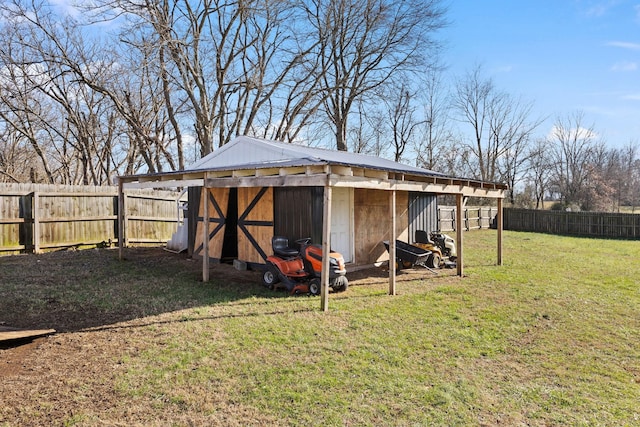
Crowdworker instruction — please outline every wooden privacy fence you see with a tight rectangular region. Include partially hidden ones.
[504,208,640,239]
[438,206,498,232]
[0,184,183,254]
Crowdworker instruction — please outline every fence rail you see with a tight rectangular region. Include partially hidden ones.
[503,208,640,239]
[0,184,183,254]
[437,206,498,232]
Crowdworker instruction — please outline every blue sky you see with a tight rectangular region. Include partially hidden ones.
[444,0,640,147]
[47,0,639,149]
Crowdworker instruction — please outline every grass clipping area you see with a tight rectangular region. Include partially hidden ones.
[1,231,639,426]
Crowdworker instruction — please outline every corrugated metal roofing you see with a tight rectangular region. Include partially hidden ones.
[187,136,448,178]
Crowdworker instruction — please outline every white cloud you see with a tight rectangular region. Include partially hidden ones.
[622,94,640,101]
[611,61,638,71]
[547,125,598,141]
[606,41,640,50]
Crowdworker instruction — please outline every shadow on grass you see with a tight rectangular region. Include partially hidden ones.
[0,247,302,334]
[0,247,464,336]
[80,306,315,334]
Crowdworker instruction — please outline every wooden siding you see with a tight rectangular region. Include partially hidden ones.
[194,188,229,261]
[0,184,181,254]
[354,189,408,265]
[237,187,274,264]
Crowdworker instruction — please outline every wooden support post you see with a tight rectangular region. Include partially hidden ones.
[389,189,396,295]
[456,194,464,277]
[321,184,332,312]
[202,187,210,283]
[118,180,125,260]
[497,197,503,266]
[32,191,40,254]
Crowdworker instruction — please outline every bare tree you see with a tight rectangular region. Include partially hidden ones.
[379,81,425,162]
[525,138,552,209]
[453,65,542,186]
[0,128,32,183]
[0,0,153,183]
[618,141,639,211]
[547,111,598,209]
[413,64,454,171]
[0,0,449,185]
[347,101,386,155]
[304,0,446,151]
[88,0,331,156]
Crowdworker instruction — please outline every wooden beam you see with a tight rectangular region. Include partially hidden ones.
[456,194,464,277]
[255,167,280,177]
[364,169,388,180]
[305,165,325,175]
[122,179,204,189]
[389,189,397,295]
[330,175,505,198]
[201,172,505,199]
[208,170,234,178]
[0,327,56,343]
[205,174,329,188]
[321,184,332,312]
[202,187,210,283]
[279,166,306,175]
[329,165,353,176]
[497,197,504,266]
[461,186,505,198]
[233,169,257,177]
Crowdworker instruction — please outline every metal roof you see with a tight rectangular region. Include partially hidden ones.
[118,136,507,195]
[187,136,449,179]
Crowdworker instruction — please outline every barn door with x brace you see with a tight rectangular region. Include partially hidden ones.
[194,187,229,261]
[237,187,273,264]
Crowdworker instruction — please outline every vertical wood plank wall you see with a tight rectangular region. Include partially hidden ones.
[237,187,274,264]
[0,184,181,254]
[354,188,408,266]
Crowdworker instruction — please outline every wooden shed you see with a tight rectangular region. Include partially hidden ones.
[185,184,438,268]
[117,136,507,310]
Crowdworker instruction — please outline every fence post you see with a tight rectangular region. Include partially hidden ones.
[456,195,464,277]
[497,199,503,266]
[32,191,41,254]
[118,181,126,260]
[464,207,469,231]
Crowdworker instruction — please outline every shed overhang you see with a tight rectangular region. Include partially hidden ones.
[118,163,506,199]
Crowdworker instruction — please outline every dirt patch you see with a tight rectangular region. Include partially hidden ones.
[0,247,448,425]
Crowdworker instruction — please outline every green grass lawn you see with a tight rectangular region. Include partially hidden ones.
[119,231,640,425]
[2,230,639,426]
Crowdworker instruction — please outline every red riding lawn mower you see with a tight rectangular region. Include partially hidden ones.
[262,237,349,296]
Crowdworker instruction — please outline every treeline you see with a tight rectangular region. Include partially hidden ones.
[0,0,446,184]
[0,1,637,212]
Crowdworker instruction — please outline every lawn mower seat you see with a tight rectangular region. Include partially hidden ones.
[272,236,299,258]
[415,230,433,244]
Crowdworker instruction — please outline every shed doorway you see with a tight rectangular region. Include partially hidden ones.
[221,188,238,262]
[330,187,353,263]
